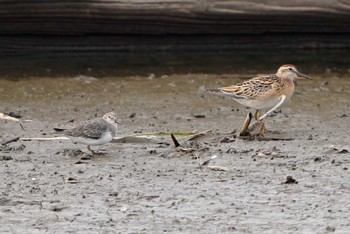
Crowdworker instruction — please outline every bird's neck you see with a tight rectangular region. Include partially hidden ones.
[280,76,296,84]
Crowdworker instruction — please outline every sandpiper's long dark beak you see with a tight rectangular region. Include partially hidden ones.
[296,71,312,80]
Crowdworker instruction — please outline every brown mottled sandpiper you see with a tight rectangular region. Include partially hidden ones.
[209,64,311,136]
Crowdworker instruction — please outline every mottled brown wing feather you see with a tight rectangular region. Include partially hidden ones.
[219,75,280,99]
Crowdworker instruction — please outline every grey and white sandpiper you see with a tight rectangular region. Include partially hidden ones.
[61,112,119,155]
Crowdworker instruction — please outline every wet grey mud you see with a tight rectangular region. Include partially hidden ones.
[1,53,350,233]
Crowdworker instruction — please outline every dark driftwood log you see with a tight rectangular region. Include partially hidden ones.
[1,0,350,52]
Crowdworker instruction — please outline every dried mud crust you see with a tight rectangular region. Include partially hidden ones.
[0,74,350,233]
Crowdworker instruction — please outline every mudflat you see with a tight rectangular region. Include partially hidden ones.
[1,72,350,233]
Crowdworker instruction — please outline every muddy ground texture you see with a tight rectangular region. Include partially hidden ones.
[1,73,350,233]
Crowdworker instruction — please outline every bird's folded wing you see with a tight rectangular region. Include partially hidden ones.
[219,75,278,99]
[65,119,108,139]
[83,120,108,139]
[219,85,252,99]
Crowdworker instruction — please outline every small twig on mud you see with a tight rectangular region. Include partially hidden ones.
[199,155,230,172]
[238,136,294,141]
[53,127,66,132]
[171,134,180,147]
[330,145,349,154]
[21,137,69,141]
[65,177,79,184]
[1,136,20,145]
[207,165,230,171]
[176,147,196,153]
[202,155,218,166]
[187,129,212,141]
[19,123,25,131]
[0,112,20,122]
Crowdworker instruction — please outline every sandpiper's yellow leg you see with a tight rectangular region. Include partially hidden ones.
[254,110,261,120]
[259,122,266,136]
[253,110,266,136]
[240,112,253,136]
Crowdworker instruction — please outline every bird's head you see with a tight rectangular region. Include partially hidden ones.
[277,64,311,81]
[102,112,120,125]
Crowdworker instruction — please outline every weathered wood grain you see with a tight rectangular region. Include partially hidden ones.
[1,0,350,51]
[1,0,350,35]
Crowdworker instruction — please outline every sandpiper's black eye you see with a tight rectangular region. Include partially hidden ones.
[288,68,293,71]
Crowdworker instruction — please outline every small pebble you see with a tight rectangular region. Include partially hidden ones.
[285,176,298,184]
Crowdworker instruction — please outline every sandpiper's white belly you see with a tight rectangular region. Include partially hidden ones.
[235,95,291,110]
[68,131,114,146]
